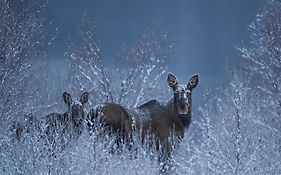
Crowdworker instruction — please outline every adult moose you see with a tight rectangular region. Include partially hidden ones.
[46,91,89,145]
[133,72,199,173]
[135,73,199,157]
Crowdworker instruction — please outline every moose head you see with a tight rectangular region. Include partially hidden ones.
[167,72,199,115]
[63,91,89,125]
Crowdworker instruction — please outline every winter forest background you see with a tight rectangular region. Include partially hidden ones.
[0,0,281,174]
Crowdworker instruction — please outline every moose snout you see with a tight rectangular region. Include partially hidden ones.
[177,97,189,114]
[179,101,188,110]
[72,105,84,121]
[179,102,187,109]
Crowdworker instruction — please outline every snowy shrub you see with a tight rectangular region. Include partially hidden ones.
[1,0,281,175]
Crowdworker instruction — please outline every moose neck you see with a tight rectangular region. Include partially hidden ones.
[166,96,192,128]
[63,111,84,137]
[66,110,84,125]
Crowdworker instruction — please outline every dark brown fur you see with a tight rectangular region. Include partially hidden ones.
[134,98,191,157]
[134,73,199,174]
[87,102,132,146]
[133,73,199,157]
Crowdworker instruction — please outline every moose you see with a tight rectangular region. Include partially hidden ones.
[87,72,199,162]
[12,92,89,143]
[45,91,89,146]
[134,73,198,159]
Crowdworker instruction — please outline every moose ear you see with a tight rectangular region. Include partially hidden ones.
[63,92,72,106]
[167,72,178,90]
[80,92,89,105]
[187,74,199,90]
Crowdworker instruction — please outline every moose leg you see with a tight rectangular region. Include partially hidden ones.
[158,152,176,175]
[157,138,176,175]
[104,119,132,153]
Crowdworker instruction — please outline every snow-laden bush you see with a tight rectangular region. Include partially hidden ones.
[0,120,161,175]
[1,0,281,175]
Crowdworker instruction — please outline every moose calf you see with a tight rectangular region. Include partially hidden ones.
[46,91,89,146]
